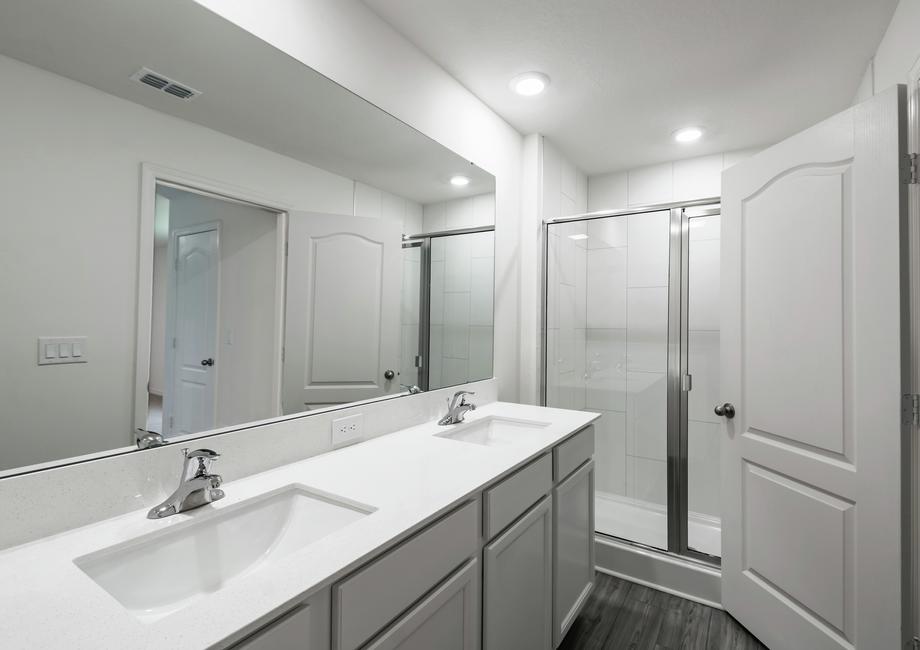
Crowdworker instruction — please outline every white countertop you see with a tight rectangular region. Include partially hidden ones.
[0,402,598,649]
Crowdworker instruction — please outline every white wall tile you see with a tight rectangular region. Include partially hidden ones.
[688,330,720,424]
[587,171,627,212]
[444,235,472,292]
[561,156,578,200]
[673,154,722,201]
[442,357,469,387]
[688,420,721,517]
[405,201,423,235]
[469,231,494,258]
[429,260,445,325]
[422,202,445,232]
[626,287,668,373]
[470,257,494,327]
[689,214,720,242]
[627,163,672,206]
[594,410,627,496]
[627,210,670,287]
[574,246,587,329]
[472,193,496,226]
[585,329,627,411]
[628,456,667,505]
[560,192,577,219]
[626,371,667,461]
[688,238,720,331]
[428,324,443,387]
[468,326,493,380]
[444,197,475,230]
[401,257,420,325]
[443,291,471,358]
[587,216,628,249]
[586,247,627,329]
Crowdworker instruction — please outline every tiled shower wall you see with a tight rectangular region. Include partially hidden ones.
[423,193,496,389]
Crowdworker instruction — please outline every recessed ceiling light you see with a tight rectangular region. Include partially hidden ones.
[674,127,703,143]
[510,72,550,97]
[450,175,471,187]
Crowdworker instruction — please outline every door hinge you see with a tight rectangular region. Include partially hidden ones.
[902,393,920,427]
[902,153,918,184]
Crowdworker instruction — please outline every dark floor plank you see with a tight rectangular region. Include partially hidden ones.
[562,573,764,650]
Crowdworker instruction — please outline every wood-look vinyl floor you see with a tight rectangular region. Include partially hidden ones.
[560,573,767,650]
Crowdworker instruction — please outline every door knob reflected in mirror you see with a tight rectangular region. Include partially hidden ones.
[201,358,214,367]
[383,369,395,380]
[714,403,735,419]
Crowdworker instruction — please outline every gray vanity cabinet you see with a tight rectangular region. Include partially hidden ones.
[233,589,331,650]
[482,495,554,650]
[364,558,480,650]
[552,459,595,646]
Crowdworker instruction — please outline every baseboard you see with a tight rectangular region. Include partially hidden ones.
[594,535,722,609]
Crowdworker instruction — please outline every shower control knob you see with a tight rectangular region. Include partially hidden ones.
[714,402,735,419]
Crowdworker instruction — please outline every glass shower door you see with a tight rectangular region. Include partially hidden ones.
[545,210,672,550]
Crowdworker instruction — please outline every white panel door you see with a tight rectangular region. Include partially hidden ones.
[283,212,402,410]
[720,86,909,650]
[165,225,219,435]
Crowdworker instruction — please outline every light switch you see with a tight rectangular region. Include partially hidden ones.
[38,337,88,365]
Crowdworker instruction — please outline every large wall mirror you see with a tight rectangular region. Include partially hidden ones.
[0,0,496,476]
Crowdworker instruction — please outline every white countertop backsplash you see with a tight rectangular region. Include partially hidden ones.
[0,398,597,649]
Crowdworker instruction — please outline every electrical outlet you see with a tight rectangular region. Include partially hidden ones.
[331,413,364,447]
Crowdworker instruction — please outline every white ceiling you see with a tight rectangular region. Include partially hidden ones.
[0,0,493,204]
[363,0,898,174]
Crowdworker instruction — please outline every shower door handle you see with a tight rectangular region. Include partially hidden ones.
[714,402,735,419]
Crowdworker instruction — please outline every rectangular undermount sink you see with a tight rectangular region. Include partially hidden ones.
[435,415,551,447]
[75,484,375,623]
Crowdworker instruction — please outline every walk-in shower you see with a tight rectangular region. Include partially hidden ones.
[402,226,495,393]
[542,200,721,563]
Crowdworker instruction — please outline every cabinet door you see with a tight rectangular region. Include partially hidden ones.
[553,460,595,647]
[233,589,330,650]
[483,495,553,650]
[365,558,480,650]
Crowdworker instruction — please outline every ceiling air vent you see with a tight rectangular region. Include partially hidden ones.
[130,67,201,101]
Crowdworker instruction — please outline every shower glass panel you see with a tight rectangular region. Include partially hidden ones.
[684,211,722,558]
[546,211,672,551]
[427,230,495,390]
[400,241,423,390]
[544,201,721,563]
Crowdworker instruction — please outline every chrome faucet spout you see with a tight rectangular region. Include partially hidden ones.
[438,391,477,425]
[147,448,225,519]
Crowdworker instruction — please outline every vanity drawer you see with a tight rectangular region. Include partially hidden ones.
[553,426,594,482]
[333,499,480,650]
[483,453,552,539]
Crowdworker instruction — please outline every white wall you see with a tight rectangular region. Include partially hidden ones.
[519,136,589,406]
[354,181,423,234]
[192,0,523,403]
[0,54,431,471]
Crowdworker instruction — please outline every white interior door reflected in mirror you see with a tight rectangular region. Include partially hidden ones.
[163,224,220,436]
[283,213,402,412]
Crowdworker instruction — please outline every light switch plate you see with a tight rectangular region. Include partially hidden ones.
[38,337,88,365]
[331,413,364,448]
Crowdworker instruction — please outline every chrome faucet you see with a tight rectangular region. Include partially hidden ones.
[438,390,476,425]
[147,448,225,519]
